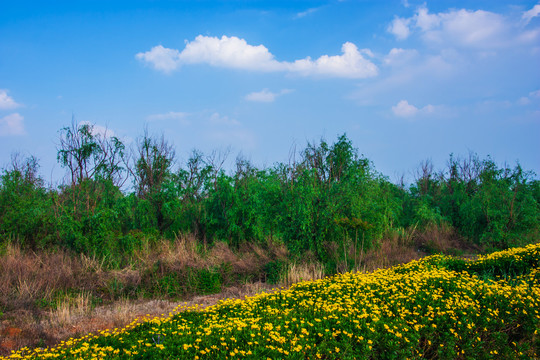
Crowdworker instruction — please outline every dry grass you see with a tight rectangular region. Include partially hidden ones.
[359,229,423,273]
[281,262,326,286]
[0,236,287,355]
[0,235,286,310]
[414,222,481,255]
[0,243,89,312]
[39,297,179,344]
[357,222,481,273]
[50,292,91,327]
[134,235,201,269]
[0,281,278,355]
[132,235,287,274]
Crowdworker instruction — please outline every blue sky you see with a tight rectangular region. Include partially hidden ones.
[1,0,539,184]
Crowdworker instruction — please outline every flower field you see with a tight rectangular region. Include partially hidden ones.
[3,243,539,359]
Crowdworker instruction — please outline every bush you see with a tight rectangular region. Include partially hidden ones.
[264,260,287,284]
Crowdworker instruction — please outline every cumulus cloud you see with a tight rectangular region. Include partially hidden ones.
[530,89,540,98]
[136,35,378,79]
[392,100,434,118]
[0,89,22,110]
[287,42,377,78]
[523,4,540,25]
[392,100,418,117]
[387,17,411,40]
[0,113,25,136]
[518,89,540,105]
[434,9,508,48]
[383,48,418,66]
[518,96,531,105]
[245,89,293,103]
[388,5,539,49]
[179,35,282,71]
[135,45,181,73]
[147,111,189,124]
[245,89,276,102]
[414,7,441,32]
[209,112,240,126]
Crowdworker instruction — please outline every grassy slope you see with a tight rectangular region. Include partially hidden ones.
[3,243,539,360]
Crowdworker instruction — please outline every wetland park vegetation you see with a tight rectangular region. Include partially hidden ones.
[3,243,540,359]
[0,121,539,357]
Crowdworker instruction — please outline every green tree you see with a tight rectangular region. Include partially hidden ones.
[0,154,51,249]
[131,130,176,232]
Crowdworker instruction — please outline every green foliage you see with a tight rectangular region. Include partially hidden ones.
[57,121,127,186]
[0,126,538,273]
[156,273,182,298]
[193,267,222,295]
[150,267,223,298]
[264,260,287,284]
[407,153,539,249]
[0,156,50,249]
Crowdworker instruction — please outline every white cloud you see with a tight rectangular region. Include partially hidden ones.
[350,49,458,107]
[286,42,378,78]
[0,113,25,136]
[245,89,276,102]
[423,104,435,113]
[518,96,531,105]
[518,27,540,43]
[383,48,418,66]
[518,89,540,105]
[209,112,240,126]
[389,5,539,49]
[392,100,435,118]
[392,100,418,117]
[523,4,540,25]
[0,89,22,110]
[137,36,378,79]
[436,9,507,48]
[245,88,293,103]
[296,8,319,19]
[179,35,282,72]
[414,6,441,31]
[135,45,181,73]
[388,17,411,40]
[147,111,189,124]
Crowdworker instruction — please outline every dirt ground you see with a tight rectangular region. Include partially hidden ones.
[0,282,278,357]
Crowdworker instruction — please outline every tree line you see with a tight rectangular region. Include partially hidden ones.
[1,122,538,267]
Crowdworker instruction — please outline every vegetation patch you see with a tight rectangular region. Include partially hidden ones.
[4,243,538,359]
[1,126,539,356]
[2,129,539,269]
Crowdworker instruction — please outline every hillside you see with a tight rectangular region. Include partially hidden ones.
[3,243,538,359]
